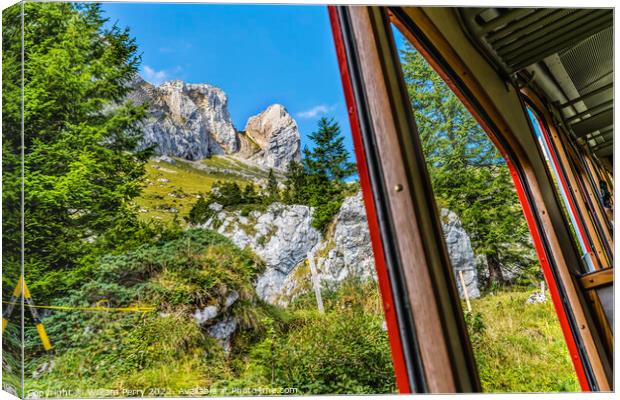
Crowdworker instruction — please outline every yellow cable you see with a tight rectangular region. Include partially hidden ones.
[3,277,154,353]
[2,300,155,314]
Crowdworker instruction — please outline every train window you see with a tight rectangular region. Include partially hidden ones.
[390,26,580,392]
[3,3,399,397]
[525,106,601,271]
[524,104,614,361]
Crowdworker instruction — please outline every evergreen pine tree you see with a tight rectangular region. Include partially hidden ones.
[400,42,537,286]
[266,168,280,202]
[283,161,309,205]
[303,117,356,183]
[283,118,357,231]
[2,3,150,300]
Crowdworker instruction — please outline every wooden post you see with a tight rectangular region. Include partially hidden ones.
[308,253,324,314]
[458,270,472,313]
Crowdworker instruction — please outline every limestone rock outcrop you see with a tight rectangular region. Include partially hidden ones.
[314,192,376,285]
[129,77,238,159]
[198,192,481,305]
[199,202,321,303]
[239,104,302,171]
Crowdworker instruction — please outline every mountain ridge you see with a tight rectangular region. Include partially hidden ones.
[128,76,301,171]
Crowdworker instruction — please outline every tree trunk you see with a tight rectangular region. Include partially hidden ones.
[486,253,504,287]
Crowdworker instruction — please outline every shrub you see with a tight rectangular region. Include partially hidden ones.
[259,311,395,394]
[187,182,272,225]
[241,278,396,394]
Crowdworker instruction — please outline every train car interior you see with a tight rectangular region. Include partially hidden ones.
[329,6,614,393]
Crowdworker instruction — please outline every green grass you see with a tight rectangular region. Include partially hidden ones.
[467,289,580,393]
[132,157,251,224]
[23,266,580,396]
[200,155,270,179]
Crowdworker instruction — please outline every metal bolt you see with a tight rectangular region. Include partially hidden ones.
[394,184,403,192]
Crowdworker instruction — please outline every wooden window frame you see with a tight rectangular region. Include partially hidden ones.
[329,5,613,393]
[523,94,612,270]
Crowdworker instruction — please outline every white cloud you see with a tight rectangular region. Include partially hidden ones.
[296,104,335,119]
[142,65,168,86]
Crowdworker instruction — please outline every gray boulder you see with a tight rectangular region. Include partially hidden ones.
[207,316,238,353]
[194,305,219,325]
[441,209,481,299]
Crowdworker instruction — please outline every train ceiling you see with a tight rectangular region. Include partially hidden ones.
[458,8,613,162]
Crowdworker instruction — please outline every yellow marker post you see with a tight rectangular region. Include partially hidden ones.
[2,276,24,334]
[35,323,53,352]
[2,276,53,351]
[22,279,53,351]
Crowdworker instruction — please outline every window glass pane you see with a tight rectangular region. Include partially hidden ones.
[526,107,597,271]
[391,25,579,393]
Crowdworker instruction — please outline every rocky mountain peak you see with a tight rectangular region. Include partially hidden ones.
[238,104,301,171]
[129,77,301,171]
[244,104,289,148]
[130,77,238,160]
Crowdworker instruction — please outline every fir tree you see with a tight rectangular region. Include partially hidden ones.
[283,117,356,231]
[283,161,309,205]
[266,168,280,202]
[2,3,150,300]
[400,42,537,286]
[303,117,356,183]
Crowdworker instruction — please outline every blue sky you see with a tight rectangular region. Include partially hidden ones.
[101,3,353,154]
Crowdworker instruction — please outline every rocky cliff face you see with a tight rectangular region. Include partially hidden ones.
[239,104,302,171]
[441,209,481,299]
[198,192,480,305]
[313,192,376,285]
[129,77,301,170]
[129,77,238,159]
[199,202,321,302]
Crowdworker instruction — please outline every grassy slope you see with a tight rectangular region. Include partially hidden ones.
[467,289,579,392]
[24,235,395,396]
[132,156,268,224]
[24,157,580,395]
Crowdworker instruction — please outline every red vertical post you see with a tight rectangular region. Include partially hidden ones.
[328,6,412,394]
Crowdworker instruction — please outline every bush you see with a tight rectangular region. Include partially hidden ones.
[187,181,272,225]
[238,278,396,394]
[250,311,395,394]
[312,198,344,231]
[40,229,264,351]
[187,197,212,225]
